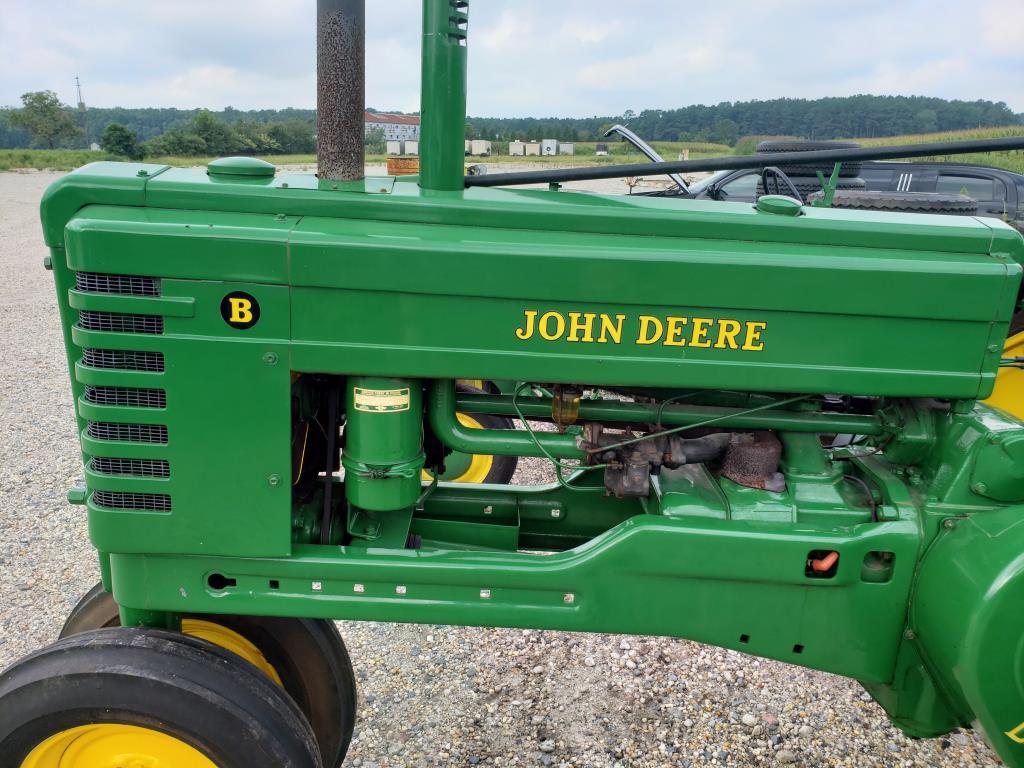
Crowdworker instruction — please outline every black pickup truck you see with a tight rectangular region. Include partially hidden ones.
[689,160,1024,223]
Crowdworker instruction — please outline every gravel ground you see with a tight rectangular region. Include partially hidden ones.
[0,168,1001,767]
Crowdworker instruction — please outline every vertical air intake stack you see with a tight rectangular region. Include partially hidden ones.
[317,0,365,181]
[419,0,469,191]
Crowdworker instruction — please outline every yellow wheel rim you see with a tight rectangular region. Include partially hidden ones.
[422,412,495,484]
[984,331,1024,420]
[181,619,283,686]
[21,723,216,768]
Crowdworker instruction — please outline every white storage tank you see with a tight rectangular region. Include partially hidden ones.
[541,139,558,156]
[404,140,419,156]
[386,140,403,156]
[524,142,541,156]
[509,140,526,156]
[559,142,575,156]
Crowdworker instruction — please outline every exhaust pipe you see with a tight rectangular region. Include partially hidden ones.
[317,0,365,181]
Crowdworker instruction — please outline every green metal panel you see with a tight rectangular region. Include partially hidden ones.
[59,208,296,557]
[108,494,919,684]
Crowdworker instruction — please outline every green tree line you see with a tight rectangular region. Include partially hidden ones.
[2,91,1020,157]
[466,96,1021,144]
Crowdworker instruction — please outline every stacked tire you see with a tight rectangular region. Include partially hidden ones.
[754,140,865,203]
[805,189,978,216]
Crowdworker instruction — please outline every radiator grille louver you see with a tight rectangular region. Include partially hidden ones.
[93,490,171,512]
[87,422,168,444]
[85,385,166,409]
[75,272,160,296]
[78,311,163,335]
[81,348,165,372]
[90,457,170,478]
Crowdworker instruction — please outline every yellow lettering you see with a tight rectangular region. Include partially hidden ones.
[690,317,714,348]
[229,297,253,324]
[514,310,538,340]
[636,315,664,345]
[663,317,689,347]
[566,312,596,343]
[539,311,566,341]
[714,319,742,349]
[597,314,625,344]
[742,321,767,351]
[1006,721,1024,743]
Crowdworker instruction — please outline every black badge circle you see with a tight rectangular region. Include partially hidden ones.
[220,291,261,329]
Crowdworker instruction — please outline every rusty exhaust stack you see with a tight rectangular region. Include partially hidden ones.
[317,0,365,181]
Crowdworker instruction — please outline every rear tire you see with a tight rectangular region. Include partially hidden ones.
[756,139,863,177]
[0,628,321,768]
[60,584,356,768]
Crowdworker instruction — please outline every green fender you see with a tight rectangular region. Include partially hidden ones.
[912,504,1024,767]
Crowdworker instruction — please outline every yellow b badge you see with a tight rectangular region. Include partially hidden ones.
[220,291,260,329]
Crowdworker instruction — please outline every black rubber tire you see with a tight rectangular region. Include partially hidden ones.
[0,628,321,768]
[756,140,863,177]
[757,175,866,202]
[60,583,356,768]
[807,189,979,215]
[452,383,518,484]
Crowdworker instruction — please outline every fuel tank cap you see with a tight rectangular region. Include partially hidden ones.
[207,156,276,178]
[755,195,803,216]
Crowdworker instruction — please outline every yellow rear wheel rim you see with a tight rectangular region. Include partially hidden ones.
[21,723,217,768]
[984,330,1024,419]
[422,413,495,484]
[181,619,283,686]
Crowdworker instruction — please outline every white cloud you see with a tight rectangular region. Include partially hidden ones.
[2,0,1022,115]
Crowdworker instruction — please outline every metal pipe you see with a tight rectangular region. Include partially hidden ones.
[419,0,470,191]
[464,136,1024,188]
[317,0,365,181]
[454,393,885,435]
[428,380,584,459]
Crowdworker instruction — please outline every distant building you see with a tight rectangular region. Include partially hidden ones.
[470,139,492,156]
[509,140,526,156]
[364,112,420,142]
[559,143,575,155]
[595,142,609,156]
[89,142,101,152]
[541,139,558,156]
[524,142,541,156]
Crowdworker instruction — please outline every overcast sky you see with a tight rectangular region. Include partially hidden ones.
[3,1,1022,116]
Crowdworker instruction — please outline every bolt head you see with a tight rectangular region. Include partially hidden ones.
[942,517,958,529]
[483,505,493,515]
[563,592,575,604]
[903,629,916,641]
[971,482,988,495]
[263,352,279,365]
[311,581,323,592]
[353,583,365,593]
[268,474,281,487]
[480,589,491,599]
[551,508,562,519]
[395,585,407,595]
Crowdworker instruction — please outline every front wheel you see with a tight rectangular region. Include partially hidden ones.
[60,584,357,768]
[0,628,320,768]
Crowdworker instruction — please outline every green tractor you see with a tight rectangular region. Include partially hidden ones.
[6,2,1024,767]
